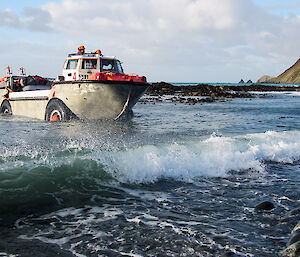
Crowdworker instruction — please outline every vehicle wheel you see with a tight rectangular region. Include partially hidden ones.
[1,101,12,115]
[45,100,70,122]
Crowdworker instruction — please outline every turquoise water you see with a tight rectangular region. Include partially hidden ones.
[1,91,300,256]
[170,82,300,87]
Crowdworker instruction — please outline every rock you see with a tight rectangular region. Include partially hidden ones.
[145,82,300,104]
[246,80,253,83]
[293,221,300,234]
[288,229,300,247]
[255,201,275,211]
[282,219,300,256]
[281,240,300,257]
[239,79,245,83]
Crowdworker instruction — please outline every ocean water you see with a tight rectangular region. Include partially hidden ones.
[1,91,300,256]
[171,82,300,87]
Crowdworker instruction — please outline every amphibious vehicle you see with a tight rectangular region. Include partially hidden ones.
[0,46,149,121]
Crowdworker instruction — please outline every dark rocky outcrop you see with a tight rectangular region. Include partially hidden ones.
[144,82,254,104]
[147,82,300,96]
[142,82,300,104]
[282,221,300,257]
[239,79,245,83]
[148,82,252,98]
[255,201,275,211]
[287,229,300,247]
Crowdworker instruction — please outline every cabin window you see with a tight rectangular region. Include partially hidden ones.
[101,59,123,74]
[102,59,115,72]
[116,61,124,74]
[66,60,78,69]
[82,59,98,69]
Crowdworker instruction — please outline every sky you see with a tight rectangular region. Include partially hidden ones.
[0,0,300,82]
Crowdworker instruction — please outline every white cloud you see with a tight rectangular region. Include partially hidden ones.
[42,0,241,36]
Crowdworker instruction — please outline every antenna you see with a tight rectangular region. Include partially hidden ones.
[20,67,26,76]
[6,66,12,76]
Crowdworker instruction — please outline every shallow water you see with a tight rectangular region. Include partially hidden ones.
[1,92,300,256]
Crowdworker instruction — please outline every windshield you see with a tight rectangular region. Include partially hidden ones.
[101,59,124,74]
[116,60,124,74]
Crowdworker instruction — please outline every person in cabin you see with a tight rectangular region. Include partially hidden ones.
[78,45,85,55]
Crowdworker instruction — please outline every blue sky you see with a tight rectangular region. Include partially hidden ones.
[0,0,59,14]
[253,0,300,15]
[0,0,300,82]
[4,0,299,15]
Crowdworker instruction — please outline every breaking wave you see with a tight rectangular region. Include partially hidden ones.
[1,130,300,183]
[1,129,300,220]
[99,130,300,183]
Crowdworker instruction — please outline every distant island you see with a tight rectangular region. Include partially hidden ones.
[258,58,300,83]
[239,79,253,84]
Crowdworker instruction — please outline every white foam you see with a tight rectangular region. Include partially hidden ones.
[100,130,300,183]
[2,128,300,184]
[246,130,300,163]
[250,91,300,96]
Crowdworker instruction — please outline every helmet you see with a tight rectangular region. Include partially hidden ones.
[78,45,85,50]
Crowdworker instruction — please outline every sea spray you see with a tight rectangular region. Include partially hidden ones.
[1,130,300,187]
[100,130,300,183]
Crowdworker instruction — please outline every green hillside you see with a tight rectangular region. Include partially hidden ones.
[261,59,300,83]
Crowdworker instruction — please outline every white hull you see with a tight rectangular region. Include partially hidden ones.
[1,81,149,120]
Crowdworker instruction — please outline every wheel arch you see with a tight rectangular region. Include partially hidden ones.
[45,98,77,121]
[1,99,11,108]
[45,97,66,110]
[1,99,12,114]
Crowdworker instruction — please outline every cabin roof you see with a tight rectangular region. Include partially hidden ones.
[67,53,117,60]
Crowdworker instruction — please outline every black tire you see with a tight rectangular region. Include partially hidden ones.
[1,100,12,115]
[45,99,70,122]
